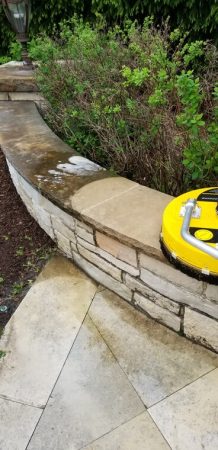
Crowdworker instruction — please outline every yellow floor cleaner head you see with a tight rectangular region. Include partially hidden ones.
[161,187,218,283]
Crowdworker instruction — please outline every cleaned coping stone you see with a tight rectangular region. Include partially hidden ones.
[0,100,172,260]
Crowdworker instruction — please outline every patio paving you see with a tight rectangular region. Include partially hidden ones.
[0,255,217,450]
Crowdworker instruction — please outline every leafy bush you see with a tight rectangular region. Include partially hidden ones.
[31,18,218,195]
[0,0,218,56]
[0,56,11,65]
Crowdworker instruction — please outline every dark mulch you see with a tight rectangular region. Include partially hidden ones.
[0,148,55,331]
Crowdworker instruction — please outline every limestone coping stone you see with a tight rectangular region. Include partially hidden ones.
[0,65,38,92]
[0,100,172,259]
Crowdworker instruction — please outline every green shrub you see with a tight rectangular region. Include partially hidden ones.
[31,19,218,195]
[0,0,218,56]
[0,56,11,65]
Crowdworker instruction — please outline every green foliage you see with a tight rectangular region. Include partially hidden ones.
[0,56,10,65]
[10,42,22,61]
[122,66,150,87]
[177,74,218,183]
[34,18,218,195]
[0,0,218,56]
[0,350,6,359]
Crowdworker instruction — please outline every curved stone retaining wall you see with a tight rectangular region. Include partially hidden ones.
[7,160,218,353]
[0,72,217,354]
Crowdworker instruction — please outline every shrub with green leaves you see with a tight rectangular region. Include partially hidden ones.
[32,18,218,195]
[1,0,218,56]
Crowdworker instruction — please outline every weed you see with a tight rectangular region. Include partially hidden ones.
[11,282,24,296]
[16,246,24,257]
[0,351,6,359]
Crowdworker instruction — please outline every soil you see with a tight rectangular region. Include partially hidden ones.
[0,149,55,331]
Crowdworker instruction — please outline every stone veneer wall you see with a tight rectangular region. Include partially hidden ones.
[7,161,218,353]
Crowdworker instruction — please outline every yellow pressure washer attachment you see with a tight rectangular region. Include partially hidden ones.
[160,187,218,283]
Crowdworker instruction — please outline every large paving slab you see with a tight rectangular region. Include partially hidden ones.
[27,316,144,450]
[0,256,97,408]
[81,412,170,450]
[89,290,218,407]
[149,368,218,450]
[0,398,41,450]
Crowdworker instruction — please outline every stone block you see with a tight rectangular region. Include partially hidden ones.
[96,231,138,267]
[0,66,38,92]
[77,237,98,253]
[77,245,122,281]
[140,267,218,319]
[134,293,181,332]
[51,216,76,242]
[39,196,75,230]
[184,308,218,352]
[76,225,95,244]
[140,267,197,304]
[205,284,218,304]
[78,237,139,276]
[0,93,9,100]
[8,92,44,101]
[55,231,73,257]
[76,220,93,233]
[139,253,202,294]
[7,161,20,187]
[125,274,180,314]
[33,206,54,239]
[73,252,132,302]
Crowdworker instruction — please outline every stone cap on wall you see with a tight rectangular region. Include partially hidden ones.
[0,65,38,92]
[0,100,172,260]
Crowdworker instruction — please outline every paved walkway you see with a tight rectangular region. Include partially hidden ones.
[0,256,217,450]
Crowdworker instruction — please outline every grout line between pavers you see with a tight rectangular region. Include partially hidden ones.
[88,312,146,410]
[25,282,101,450]
[146,412,173,450]
[78,411,147,450]
[81,185,138,214]
[0,394,43,410]
[147,366,218,410]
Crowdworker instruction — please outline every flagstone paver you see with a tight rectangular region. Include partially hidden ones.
[149,368,218,450]
[0,257,218,450]
[81,412,170,450]
[0,256,97,408]
[27,316,144,450]
[89,289,218,407]
[0,398,41,450]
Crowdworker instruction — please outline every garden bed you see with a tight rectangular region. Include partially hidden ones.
[0,148,55,331]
